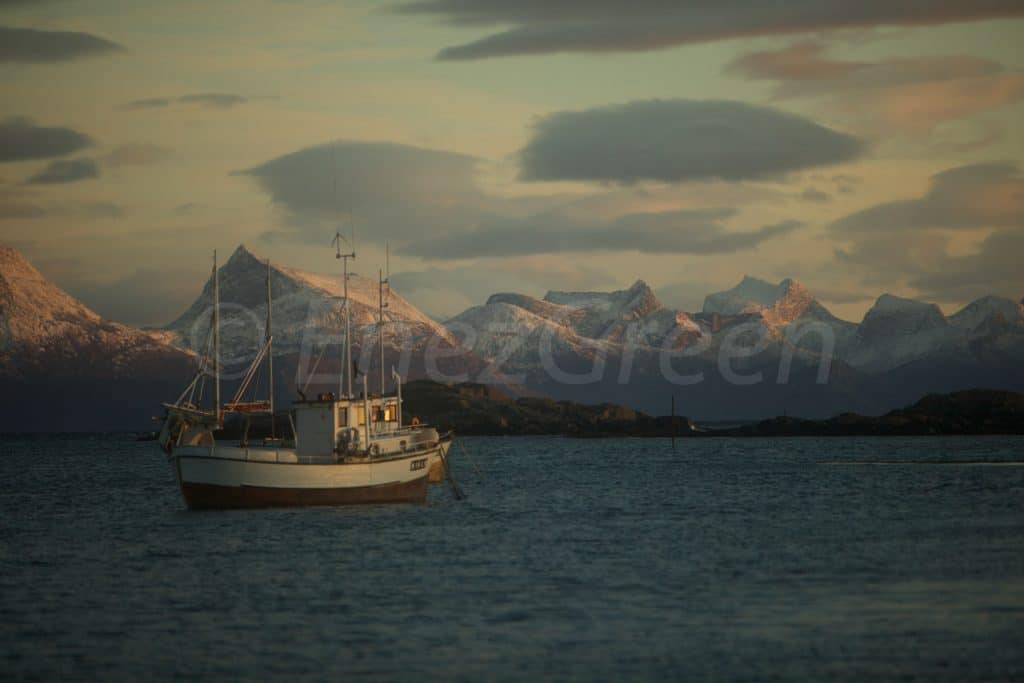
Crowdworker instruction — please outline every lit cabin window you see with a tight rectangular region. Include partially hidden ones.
[384,402,397,421]
[355,405,365,426]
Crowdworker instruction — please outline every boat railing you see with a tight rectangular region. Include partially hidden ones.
[371,424,433,439]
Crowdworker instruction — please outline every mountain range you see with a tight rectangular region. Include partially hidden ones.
[2,243,1022,430]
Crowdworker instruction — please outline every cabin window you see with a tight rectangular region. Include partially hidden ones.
[337,407,348,427]
[355,405,365,426]
[384,401,397,422]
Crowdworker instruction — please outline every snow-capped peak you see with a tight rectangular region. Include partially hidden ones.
[949,295,1023,331]
[226,242,263,266]
[703,275,789,315]
[845,294,957,372]
[165,243,455,355]
[543,279,661,318]
[868,293,944,316]
[485,292,582,325]
[0,245,187,379]
[702,275,821,329]
[1,244,102,344]
[1,245,48,283]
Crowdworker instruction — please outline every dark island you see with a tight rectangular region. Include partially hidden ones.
[401,382,1024,437]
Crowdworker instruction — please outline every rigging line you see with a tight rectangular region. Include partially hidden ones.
[229,341,270,406]
[440,445,465,501]
[456,438,483,478]
[178,311,216,407]
[301,342,330,396]
[199,316,217,406]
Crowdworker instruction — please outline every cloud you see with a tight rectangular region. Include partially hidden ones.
[176,93,248,108]
[118,93,250,111]
[811,287,876,305]
[244,139,802,262]
[104,143,173,167]
[728,42,1024,134]
[0,190,44,219]
[909,230,1024,302]
[64,266,202,327]
[405,208,802,259]
[834,228,1024,303]
[0,117,93,162]
[119,97,171,111]
[830,161,1024,235]
[830,174,861,194]
[518,100,863,184]
[0,26,122,63]
[830,162,1024,303]
[800,188,832,203]
[67,201,122,219]
[26,158,99,184]
[395,1,1024,60]
[240,140,493,243]
[655,278,721,314]
[389,268,539,320]
[392,262,618,319]
[173,202,201,215]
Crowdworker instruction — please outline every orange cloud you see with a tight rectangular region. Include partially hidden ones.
[729,42,1024,135]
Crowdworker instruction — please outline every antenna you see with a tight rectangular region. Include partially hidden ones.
[384,240,390,308]
[331,143,358,399]
[332,230,349,259]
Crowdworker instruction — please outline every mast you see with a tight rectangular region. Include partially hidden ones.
[266,258,274,438]
[213,249,221,424]
[333,231,355,398]
[378,268,385,397]
[343,253,351,399]
[362,373,370,446]
[378,242,389,396]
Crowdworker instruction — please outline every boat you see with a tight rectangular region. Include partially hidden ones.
[157,244,453,510]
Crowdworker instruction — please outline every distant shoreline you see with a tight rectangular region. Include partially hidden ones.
[400,382,1024,439]
[2,386,1021,439]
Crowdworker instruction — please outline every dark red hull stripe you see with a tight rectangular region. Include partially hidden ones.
[180,476,428,510]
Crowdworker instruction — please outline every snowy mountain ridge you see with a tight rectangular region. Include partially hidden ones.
[165,244,458,360]
[3,242,1023,423]
[0,246,189,380]
[449,273,1024,378]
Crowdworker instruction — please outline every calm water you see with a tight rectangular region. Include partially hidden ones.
[1,435,1023,681]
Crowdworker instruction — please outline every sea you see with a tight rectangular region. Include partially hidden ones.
[1,434,1022,681]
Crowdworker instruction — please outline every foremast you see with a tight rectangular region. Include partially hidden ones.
[213,249,221,425]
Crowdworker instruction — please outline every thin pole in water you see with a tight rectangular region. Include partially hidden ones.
[671,394,676,450]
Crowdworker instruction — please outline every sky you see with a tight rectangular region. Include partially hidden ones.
[1,0,1023,326]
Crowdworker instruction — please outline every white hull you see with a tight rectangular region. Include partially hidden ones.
[170,440,449,509]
